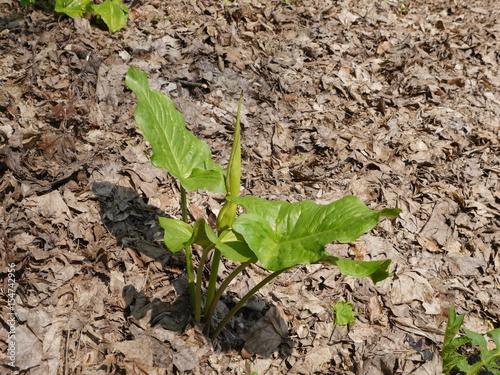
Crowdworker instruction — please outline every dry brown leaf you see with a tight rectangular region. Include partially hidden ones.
[240,305,289,358]
[417,235,443,253]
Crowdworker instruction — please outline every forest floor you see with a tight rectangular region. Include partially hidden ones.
[1,0,499,374]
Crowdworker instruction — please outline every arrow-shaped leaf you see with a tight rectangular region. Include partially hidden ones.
[125,67,226,193]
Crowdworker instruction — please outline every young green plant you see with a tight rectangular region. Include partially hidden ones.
[442,305,500,374]
[125,67,401,340]
[328,301,360,343]
[333,301,360,326]
[21,0,129,33]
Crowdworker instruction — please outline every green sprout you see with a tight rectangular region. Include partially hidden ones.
[442,306,500,374]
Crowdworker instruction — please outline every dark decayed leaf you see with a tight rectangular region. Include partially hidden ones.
[240,306,289,358]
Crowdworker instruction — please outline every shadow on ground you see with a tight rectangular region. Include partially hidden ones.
[92,181,294,356]
[92,181,191,331]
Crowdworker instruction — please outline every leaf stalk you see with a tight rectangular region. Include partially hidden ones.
[210,267,290,341]
[194,243,216,322]
[180,185,197,310]
[204,249,222,319]
[203,260,251,334]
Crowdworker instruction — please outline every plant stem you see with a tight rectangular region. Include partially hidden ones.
[204,249,221,318]
[194,243,216,322]
[210,267,290,341]
[180,185,188,223]
[203,261,251,335]
[185,245,196,312]
[179,185,196,310]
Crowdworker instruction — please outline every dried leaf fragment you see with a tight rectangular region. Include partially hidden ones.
[240,305,290,358]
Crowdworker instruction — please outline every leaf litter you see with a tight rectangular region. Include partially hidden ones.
[0,0,499,373]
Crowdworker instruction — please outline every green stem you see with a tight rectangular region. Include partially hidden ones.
[194,243,216,322]
[185,245,196,312]
[210,267,290,341]
[180,185,188,223]
[203,261,251,335]
[204,249,222,318]
[179,185,196,310]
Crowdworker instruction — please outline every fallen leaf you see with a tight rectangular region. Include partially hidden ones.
[417,235,443,253]
[240,305,289,358]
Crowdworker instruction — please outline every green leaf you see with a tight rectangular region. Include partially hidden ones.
[457,328,500,374]
[55,0,93,18]
[320,254,391,283]
[20,0,37,6]
[125,67,227,194]
[489,329,500,349]
[380,208,403,217]
[333,301,360,326]
[158,217,193,253]
[464,328,488,348]
[190,219,214,249]
[92,0,129,33]
[218,229,257,263]
[442,305,471,374]
[441,308,500,375]
[229,195,400,271]
[191,220,257,263]
[444,306,466,347]
[159,217,256,262]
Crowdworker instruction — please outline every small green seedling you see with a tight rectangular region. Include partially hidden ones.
[21,0,129,33]
[442,305,500,374]
[125,67,401,340]
[328,301,360,343]
[333,301,360,326]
